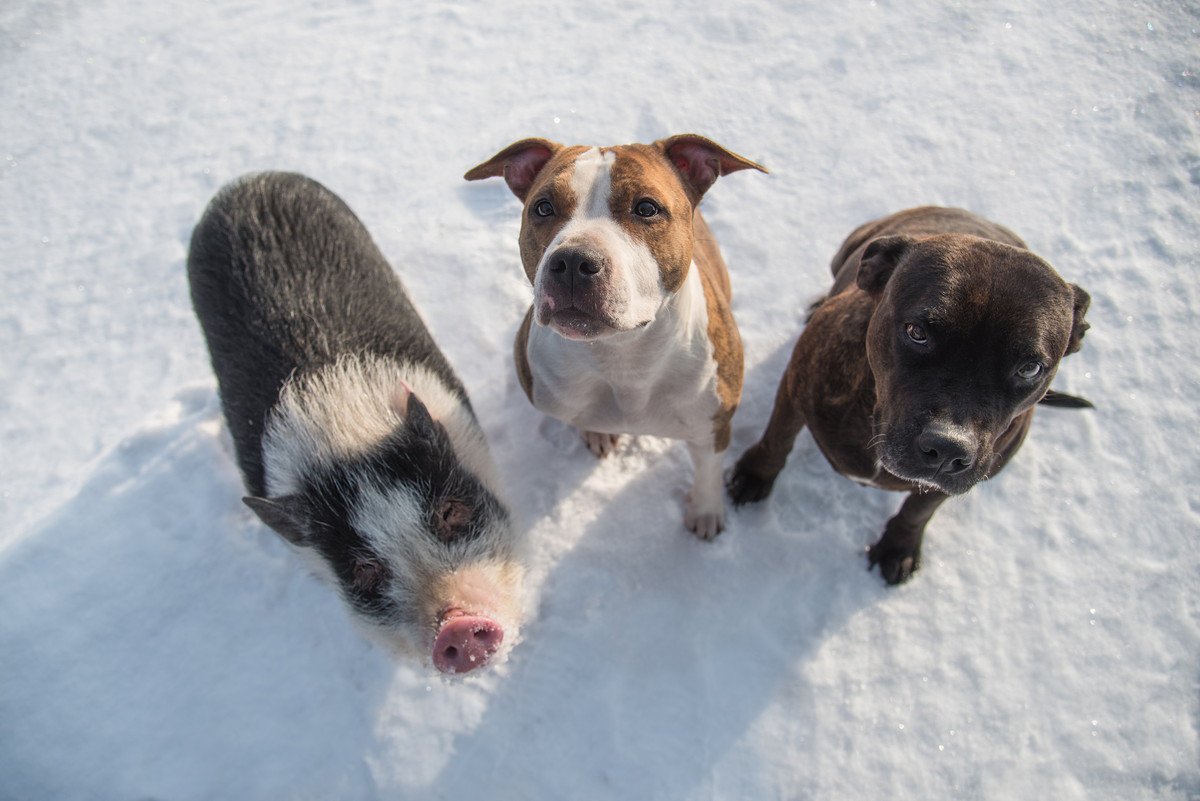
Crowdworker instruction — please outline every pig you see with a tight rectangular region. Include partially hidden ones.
[187,171,525,674]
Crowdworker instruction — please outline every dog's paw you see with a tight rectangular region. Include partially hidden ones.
[685,511,725,541]
[581,430,621,458]
[726,464,776,506]
[866,540,921,585]
[684,493,725,541]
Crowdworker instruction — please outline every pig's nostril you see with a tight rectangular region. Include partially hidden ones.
[433,615,503,673]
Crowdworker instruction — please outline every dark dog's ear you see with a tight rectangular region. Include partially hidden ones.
[656,134,767,202]
[464,138,560,201]
[856,235,914,294]
[1065,283,1091,355]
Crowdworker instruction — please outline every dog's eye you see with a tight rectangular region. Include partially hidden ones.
[904,323,928,345]
[532,199,555,218]
[1017,361,1043,380]
[634,199,660,218]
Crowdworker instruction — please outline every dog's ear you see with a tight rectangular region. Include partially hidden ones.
[656,134,767,202]
[856,235,914,294]
[464,138,560,201]
[1065,283,1091,355]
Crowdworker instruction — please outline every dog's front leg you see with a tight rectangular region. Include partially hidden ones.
[727,360,808,506]
[868,490,949,584]
[685,440,727,540]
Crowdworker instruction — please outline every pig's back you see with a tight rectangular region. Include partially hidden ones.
[187,171,467,495]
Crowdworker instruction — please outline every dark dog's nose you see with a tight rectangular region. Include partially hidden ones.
[547,247,603,283]
[915,425,975,476]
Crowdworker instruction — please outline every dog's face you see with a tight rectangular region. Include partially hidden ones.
[858,234,1090,495]
[466,135,766,341]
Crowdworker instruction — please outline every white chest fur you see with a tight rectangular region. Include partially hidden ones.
[525,266,720,443]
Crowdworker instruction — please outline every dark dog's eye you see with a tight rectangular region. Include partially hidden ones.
[533,199,555,218]
[904,323,928,345]
[352,560,386,591]
[634,199,660,218]
[1017,361,1043,380]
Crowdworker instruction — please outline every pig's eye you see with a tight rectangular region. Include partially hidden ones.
[353,560,386,591]
[433,498,473,542]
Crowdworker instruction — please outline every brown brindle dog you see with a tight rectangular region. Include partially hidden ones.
[728,207,1092,583]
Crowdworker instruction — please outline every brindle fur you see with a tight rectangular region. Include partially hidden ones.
[729,206,1090,583]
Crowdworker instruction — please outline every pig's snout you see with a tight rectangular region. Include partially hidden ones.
[433,614,504,674]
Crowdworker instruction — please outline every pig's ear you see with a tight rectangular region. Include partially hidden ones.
[1065,283,1091,355]
[244,495,312,546]
[856,235,914,295]
[656,134,768,202]
[464,138,560,201]
[391,383,439,438]
[391,381,440,439]
[405,393,439,440]
[389,379,415,418]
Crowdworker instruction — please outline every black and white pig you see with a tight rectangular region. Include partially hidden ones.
[188,172,525,674]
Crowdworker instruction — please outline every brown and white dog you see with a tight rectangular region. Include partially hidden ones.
[465,135,766,539]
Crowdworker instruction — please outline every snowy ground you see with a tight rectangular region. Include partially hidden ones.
[2,1,1198,799]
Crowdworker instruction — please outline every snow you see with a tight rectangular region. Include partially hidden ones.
[2,1,1198,799]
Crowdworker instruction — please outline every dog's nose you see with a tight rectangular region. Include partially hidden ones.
[915,425,975,476]
[548,247,603,281]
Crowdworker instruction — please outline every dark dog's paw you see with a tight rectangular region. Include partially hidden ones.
[726,465,776,506]
[867,540,921,585]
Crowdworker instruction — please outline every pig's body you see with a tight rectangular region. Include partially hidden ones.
[188,172,524,673]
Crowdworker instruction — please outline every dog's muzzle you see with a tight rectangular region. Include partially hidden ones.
[536,246,622,339]
[878,418,986,495]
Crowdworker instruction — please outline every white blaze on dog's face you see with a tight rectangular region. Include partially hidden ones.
[465,136,767,341]
[520,144,696,340]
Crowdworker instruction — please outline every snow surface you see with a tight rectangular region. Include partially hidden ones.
[2,1,1198,799]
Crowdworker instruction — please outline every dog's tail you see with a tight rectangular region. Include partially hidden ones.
[1039,389,1094,409]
